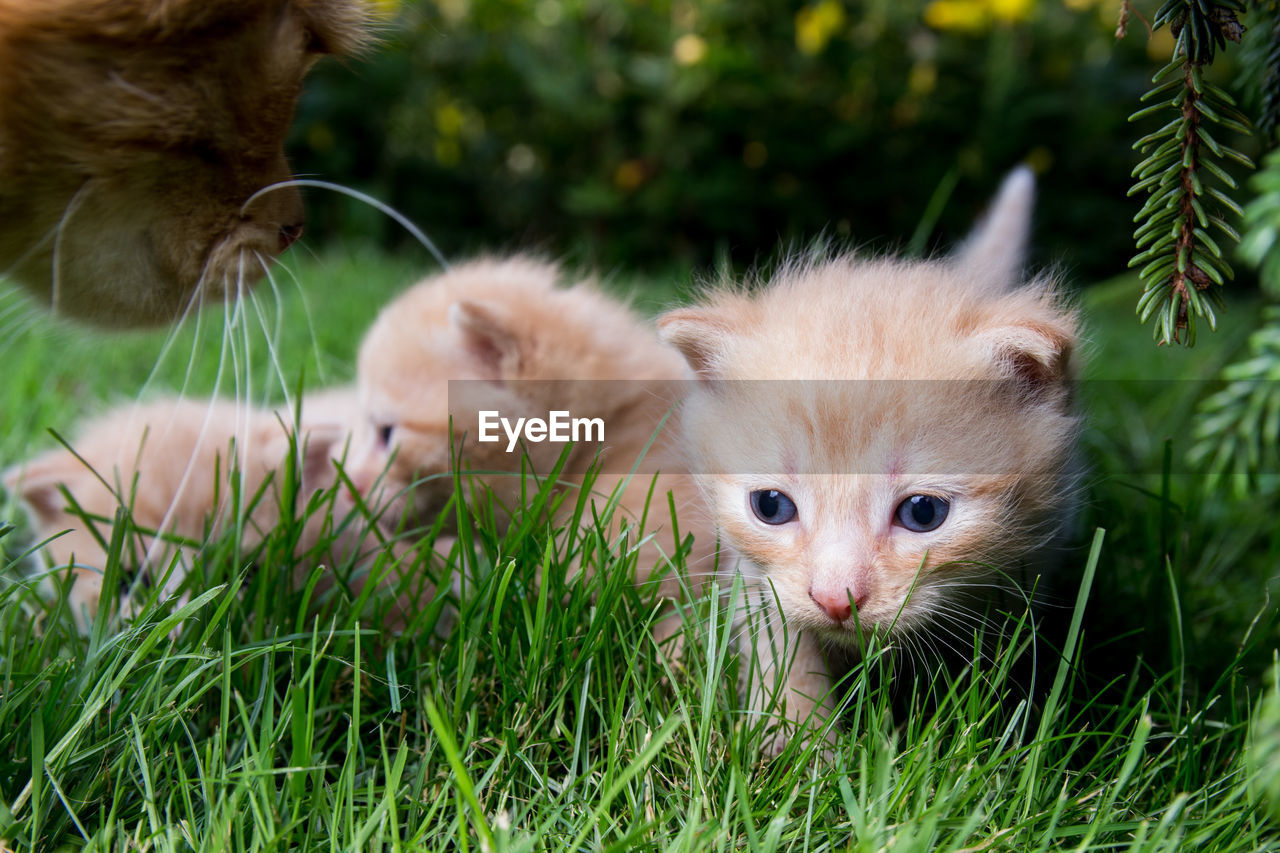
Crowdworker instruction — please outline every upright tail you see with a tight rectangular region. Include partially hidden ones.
[954,165,1036,289]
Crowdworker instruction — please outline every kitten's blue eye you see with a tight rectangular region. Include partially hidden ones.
[895,495,950,532]
[750,489,797,525]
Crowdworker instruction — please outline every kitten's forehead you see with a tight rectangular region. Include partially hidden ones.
[715,261,1007,381]
[700,377,1051,478]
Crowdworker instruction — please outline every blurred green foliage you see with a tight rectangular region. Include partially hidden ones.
[290,0,1165,279]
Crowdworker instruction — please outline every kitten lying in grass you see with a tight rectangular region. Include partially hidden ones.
[658,168,1081,751]
[347,256,716,602]
[0,0,371,326]
[3,393,355,625]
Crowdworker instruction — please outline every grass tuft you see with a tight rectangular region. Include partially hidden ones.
[0,255,1276,849]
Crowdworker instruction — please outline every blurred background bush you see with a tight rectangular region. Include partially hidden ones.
[289,0,1186,281]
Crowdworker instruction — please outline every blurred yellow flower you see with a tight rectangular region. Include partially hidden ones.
[306,123,336,154]
[908,62,937,96]
[988,0,1032,22]
[432,0,469,24]
[435,138,461,167]
[370,0,401,16]
[1147,26,1176,61]
[924,0,987,32]
[673,33,708,66]
[614,159,647,191]
[1025,145,1054,174]
[796,1,847,56]
[924,0,1035,31]
[743,141,768,168]
[435,102,465,137]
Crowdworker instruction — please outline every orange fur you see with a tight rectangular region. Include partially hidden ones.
[0,0,371,325]
[350,257,716,600]
[2,393,353,624]
[658,168,1081,749]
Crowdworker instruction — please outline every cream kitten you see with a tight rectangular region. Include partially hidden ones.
[3,393,351,624]
[347,257,715,601]
[657,168,1080,750]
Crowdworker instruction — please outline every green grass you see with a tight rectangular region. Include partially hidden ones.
[0,249,1278,850]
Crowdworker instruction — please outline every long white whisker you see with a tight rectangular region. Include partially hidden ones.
[265,250,326,384]
[138,235,232,404]
[49,181,92,316]
[239,179,450,270]
[0,300,42,358]
[246,256,293,415]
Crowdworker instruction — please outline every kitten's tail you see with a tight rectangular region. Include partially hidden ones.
[954,165,1035,289]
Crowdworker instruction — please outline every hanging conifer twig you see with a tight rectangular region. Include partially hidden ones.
[1127,0,1252,346]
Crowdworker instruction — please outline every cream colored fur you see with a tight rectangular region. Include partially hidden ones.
[350,257,717,602]
[658,169,1080,751]
[3,393,354,625]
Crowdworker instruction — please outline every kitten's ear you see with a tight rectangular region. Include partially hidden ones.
[955,166,1035,289]
[450,300,519,378]
[657,308,732,380]
[3,455,76,525]
[979,312,1075,401]
[298,425,349,493]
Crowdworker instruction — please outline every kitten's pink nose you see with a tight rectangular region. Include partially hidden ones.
[347,468,376,497]
[809,586,863,623]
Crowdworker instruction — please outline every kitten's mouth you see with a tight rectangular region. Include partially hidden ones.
[813,610,896,645]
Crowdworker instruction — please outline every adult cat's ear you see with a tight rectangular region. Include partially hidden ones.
[450,300,520,378]
[657,308,732,380]
[955,165,1035,290]
[300,0,378,56]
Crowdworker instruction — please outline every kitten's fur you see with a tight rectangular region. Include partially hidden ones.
[658,168,1080,749]
[0,0,370,325]
[3,394,351,623]
[348,257,715,600]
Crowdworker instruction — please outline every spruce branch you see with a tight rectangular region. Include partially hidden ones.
[1258,10,1280,141]
[1128,0,1252,346]
[1240,147,1280,298]
[1188,305,1280,496]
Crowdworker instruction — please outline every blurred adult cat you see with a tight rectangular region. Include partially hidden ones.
[0,0,371,325]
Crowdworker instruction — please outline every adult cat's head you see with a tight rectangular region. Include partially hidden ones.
[0,0,371,326]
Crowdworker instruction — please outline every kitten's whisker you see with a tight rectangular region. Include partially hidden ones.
[239,179,450,270]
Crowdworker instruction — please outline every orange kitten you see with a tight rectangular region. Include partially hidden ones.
[657,168,1080,750]
[3,393,350,624]
[347,257,714,601]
